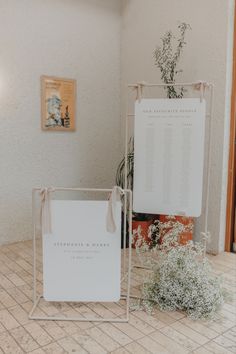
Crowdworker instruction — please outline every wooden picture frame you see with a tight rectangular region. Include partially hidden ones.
[41,76,76,131]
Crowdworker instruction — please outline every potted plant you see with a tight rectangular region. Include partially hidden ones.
[153,22,194,242]
[116,138,154,247]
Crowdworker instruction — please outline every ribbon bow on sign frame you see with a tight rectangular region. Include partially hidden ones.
[106,186,125,233]
[39,187,55,235]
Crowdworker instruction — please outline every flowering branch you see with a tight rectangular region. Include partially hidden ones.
[154,22,191,98]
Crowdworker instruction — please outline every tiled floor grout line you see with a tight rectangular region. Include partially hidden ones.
[0,329,31,354]
[115,339,153,354]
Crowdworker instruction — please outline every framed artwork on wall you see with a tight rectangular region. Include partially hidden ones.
[41,75,76,131]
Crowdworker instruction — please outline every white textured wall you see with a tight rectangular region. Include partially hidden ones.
[121,0,234,253]
[1,0,234,253]
[0,0,121,245]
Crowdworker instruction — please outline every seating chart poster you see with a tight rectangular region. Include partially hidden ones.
[133,98,206,217]
[43,200,121,302]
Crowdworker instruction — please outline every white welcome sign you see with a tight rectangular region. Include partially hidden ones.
[43,200,121,302]
[133,98,206,217]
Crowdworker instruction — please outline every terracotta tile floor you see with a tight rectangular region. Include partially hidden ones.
[0,240,235,353]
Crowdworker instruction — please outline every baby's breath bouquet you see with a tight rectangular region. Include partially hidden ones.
[135,218,226,320]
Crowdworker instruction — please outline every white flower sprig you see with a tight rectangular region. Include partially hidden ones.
[154,22,191,99]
